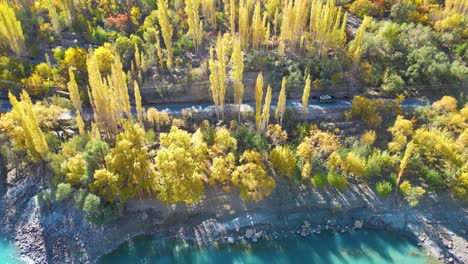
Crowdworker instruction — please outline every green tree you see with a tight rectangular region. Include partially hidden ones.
[56,183,72,201]
[83,193,101,214]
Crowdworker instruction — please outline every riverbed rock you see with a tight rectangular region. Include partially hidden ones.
[254,231,263,239]
[354,220,363,229]
[245,229,254,239]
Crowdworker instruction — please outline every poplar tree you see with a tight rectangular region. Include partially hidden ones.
[229,0,236,35]
[216,35,228,119]
[251,1,266,49]
[230,38,244,121]
[348,16,371,64]
[87,50,131,135]
[302,74,311,111]
[67,69,85,135]
[279,0,310,52]
[238,0,250,48]
[276,77,287,125]
[201,0,217,30]
[255,72,264,131]
[185,0,203,50]
[8,91,48,160]
[0,2,26,57]
[67,68,82,113]
[47,0,62,39]
[261,85,272,132]
[309,0,347,56]
[209,47,220,119]
[157,0,173,68]
[209,34,228,120]
[134,80,144,126]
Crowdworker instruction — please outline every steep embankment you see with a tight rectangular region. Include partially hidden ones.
[0,165,466,264]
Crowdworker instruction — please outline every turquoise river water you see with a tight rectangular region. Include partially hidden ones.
[0,237,22,264]
[99,229,433,264]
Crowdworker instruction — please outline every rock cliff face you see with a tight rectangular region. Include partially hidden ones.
[0,150,6,196]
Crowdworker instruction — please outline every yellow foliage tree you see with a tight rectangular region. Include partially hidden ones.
[0,2,26,57]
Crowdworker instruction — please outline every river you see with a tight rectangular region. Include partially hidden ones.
[99,229,433,264]
[0,236,22,264]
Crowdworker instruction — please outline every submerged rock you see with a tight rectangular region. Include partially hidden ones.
[245,229,254,239]
[227,236,235,244]
[254,231,263,239]
[354,220,363,229]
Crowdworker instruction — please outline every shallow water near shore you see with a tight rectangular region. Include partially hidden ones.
[0,237,23,264]
[100,229,431,264]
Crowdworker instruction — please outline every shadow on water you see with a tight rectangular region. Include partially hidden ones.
[99,229,429,264]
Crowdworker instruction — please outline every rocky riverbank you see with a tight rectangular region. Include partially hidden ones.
[0,166,467,264]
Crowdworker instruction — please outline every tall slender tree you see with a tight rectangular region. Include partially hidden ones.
[157,0,173,68]
[348,16,372,64]
[261,85,272,132]
[255,72,264,131]
[67,69,85,135]
[0,2,26,57]
[230,38,244,122]
[8,91,48,160]
[276,77,287,125]
[185,0,204,50]
[134,80,144,126]
[302,74,311,111]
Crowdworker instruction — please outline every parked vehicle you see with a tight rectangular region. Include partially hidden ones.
[319,95,334,103]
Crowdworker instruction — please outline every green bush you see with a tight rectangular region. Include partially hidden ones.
[74,189,87,209]
[381,73,404,94]
[56,183,72,201]
[83,193,101,214]
[311,173,328,187]
[231,125,269,155]
[376,181,392,197]
[89,26,108,45]
[420,166,444,189]
[327,171,348,190]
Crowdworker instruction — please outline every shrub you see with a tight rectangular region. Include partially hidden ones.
[311,173,328,187]
[381,73,404,94]
[420,166,444,189]
[74,189,87,209]
[399,181,425,207]
[350,0,384,18]
[327,171,348,190]
[56,183,72,201]
[376,181,392,197]
[232,125,269,155]
[89,26,108,45]
[360,130,376,145]
[269,145,297,177]
[83,193,101,214]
